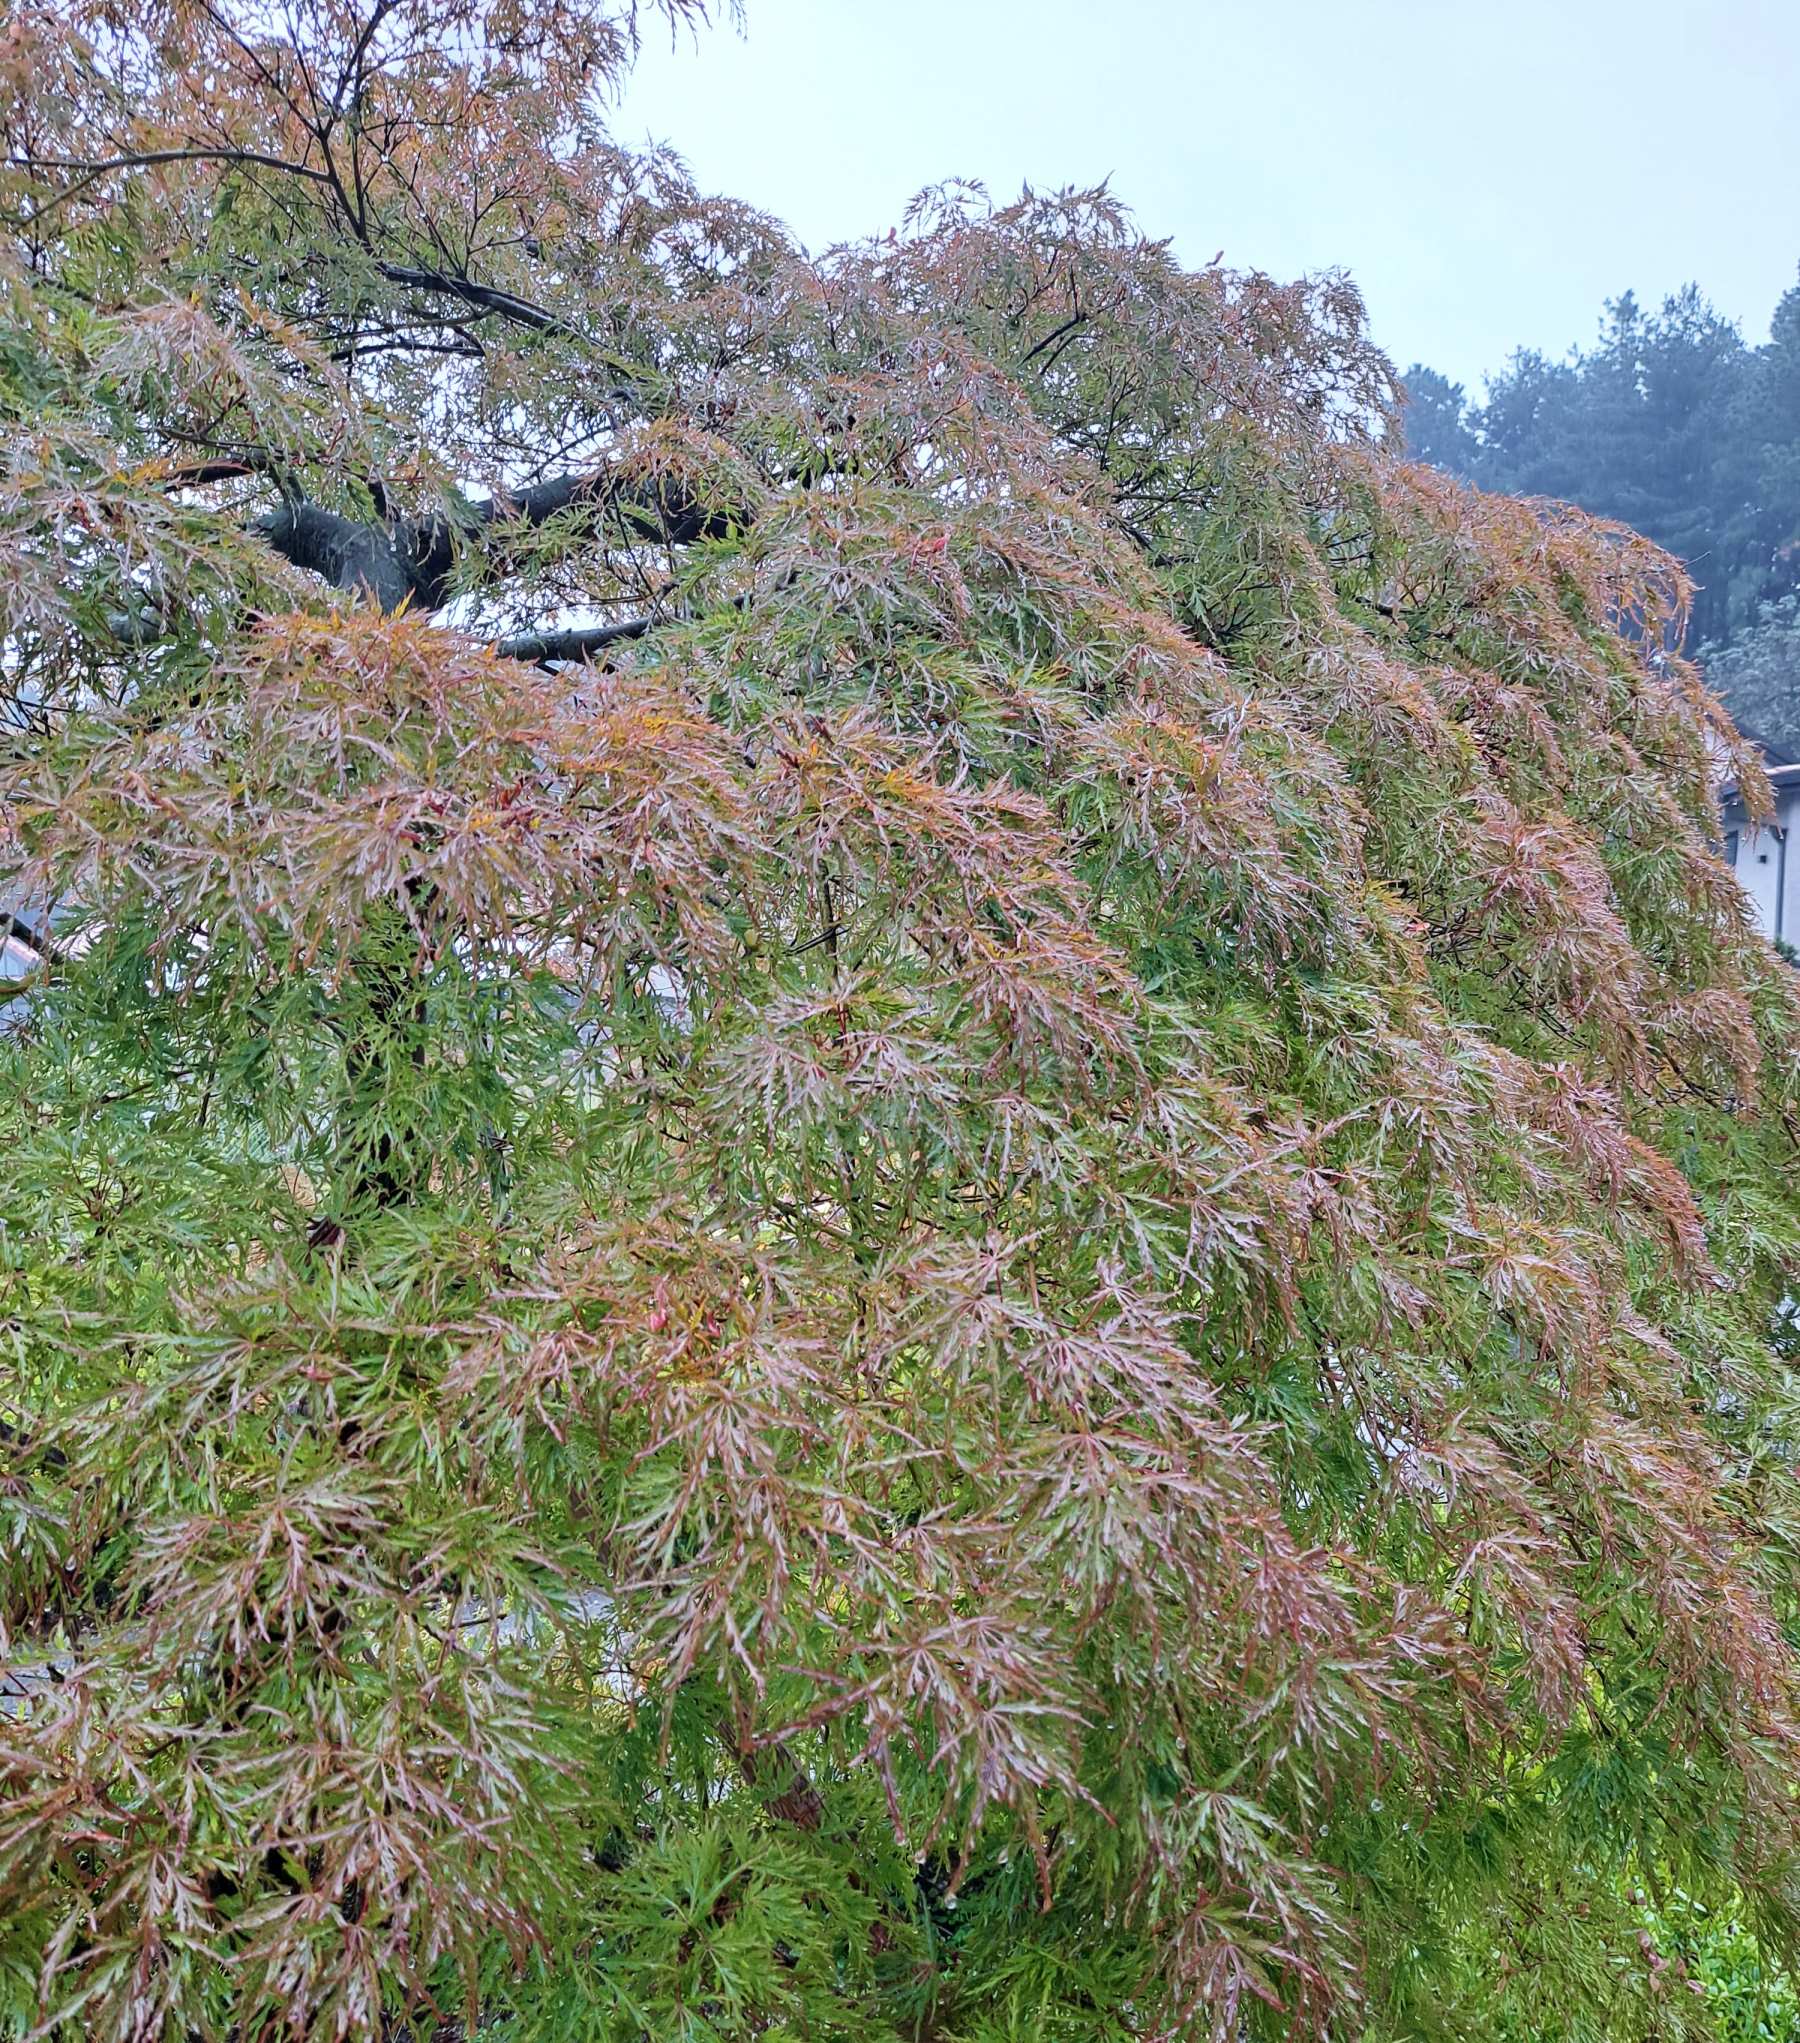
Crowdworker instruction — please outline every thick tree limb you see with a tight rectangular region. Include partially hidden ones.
[374,262,574,339]
[90,443,746,653]
[250,468,739,616]
[495,580,760,667]
[493,615,656,666]
[253,499,421,611]
[728,1722,827,1833]
[478,470,739,553]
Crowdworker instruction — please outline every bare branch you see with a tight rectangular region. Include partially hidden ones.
[10,146,335,188]
[374,262,576,340]
[492,615,656,666]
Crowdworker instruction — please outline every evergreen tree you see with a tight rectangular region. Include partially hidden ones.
[1696,595,1800,753]
[1405,276,1800,658]
[1394,364,1479,477]
[5,5,1800,2039]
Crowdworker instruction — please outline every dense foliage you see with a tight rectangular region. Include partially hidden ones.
[1403,277,1800,686]
[4,4,1800,2038]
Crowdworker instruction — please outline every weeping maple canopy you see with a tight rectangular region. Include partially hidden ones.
[4,5,1800,2039]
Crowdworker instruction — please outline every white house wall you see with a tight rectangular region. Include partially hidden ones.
[1721,783,1800,949]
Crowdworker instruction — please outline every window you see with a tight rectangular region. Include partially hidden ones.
[0,930,43,1033]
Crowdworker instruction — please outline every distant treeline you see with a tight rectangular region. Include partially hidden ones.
[1403,277,1800,747]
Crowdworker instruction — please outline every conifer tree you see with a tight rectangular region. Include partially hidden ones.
[1402,274,1800,658]
[4,5,1800,2038]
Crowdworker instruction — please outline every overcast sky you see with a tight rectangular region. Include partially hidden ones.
[614,0,1800,396]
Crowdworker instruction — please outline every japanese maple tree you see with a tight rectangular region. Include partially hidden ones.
[4,4,1800,2039]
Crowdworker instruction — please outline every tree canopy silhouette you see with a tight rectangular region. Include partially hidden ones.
[5,5,1800,2039]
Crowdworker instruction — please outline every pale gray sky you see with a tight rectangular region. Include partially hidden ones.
[615,0,1800,395]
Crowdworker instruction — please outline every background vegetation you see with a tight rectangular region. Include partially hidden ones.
[1404,277,1800,747]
